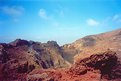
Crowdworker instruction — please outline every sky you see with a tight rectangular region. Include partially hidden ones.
[0,0,121,45]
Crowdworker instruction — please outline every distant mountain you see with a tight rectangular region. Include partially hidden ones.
[0,28,121,81]
[62,28,121,63]
[0,39,70,80]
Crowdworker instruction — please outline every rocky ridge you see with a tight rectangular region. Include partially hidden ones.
[0,28,121,81]
[27,50,121,81]
[0,39,70,80]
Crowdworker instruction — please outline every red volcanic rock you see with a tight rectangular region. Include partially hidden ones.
[1,29,121,81]
[17,61,35,73]
[27,68,101,81]
[26,50,121,81]
[0,45,9,63]
[0,60,35,81]
[0,39,69,80]
[68,64,87,75]
[68,50,120,80]
[27,73,48,81]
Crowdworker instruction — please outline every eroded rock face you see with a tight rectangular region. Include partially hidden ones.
[68,50,121,80]
[69,64,87,75]
[32,41,69,69]
[26,50,121,81]
[0,45,9,63]
[27,73,48,81]
[1,28,121,81]
[0,39,69,80]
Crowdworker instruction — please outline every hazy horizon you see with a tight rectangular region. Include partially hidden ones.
[0,0,121,45]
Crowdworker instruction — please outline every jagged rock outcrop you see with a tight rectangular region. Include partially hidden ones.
[27,50,121,81]
[31,41,69,68]
[68,50,121,80]
[9,39,30,46]
[0,45,9,63]
[1,28,121,81]
[0,39,69,81]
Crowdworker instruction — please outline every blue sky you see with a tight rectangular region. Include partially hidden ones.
[0,0,121,45]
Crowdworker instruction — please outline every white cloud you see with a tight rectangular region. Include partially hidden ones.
[0,6,24,16]
[39,9,49,20]
[87,19,99,26]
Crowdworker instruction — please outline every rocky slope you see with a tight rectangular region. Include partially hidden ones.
[27,50,121,81]
[62,28,121,63]
[0,39,69,80]
[0,28,121,81]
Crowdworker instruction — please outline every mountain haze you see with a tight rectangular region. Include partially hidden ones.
[63,28,121,63]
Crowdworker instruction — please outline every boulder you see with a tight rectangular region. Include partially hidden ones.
[68,50,120,80]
